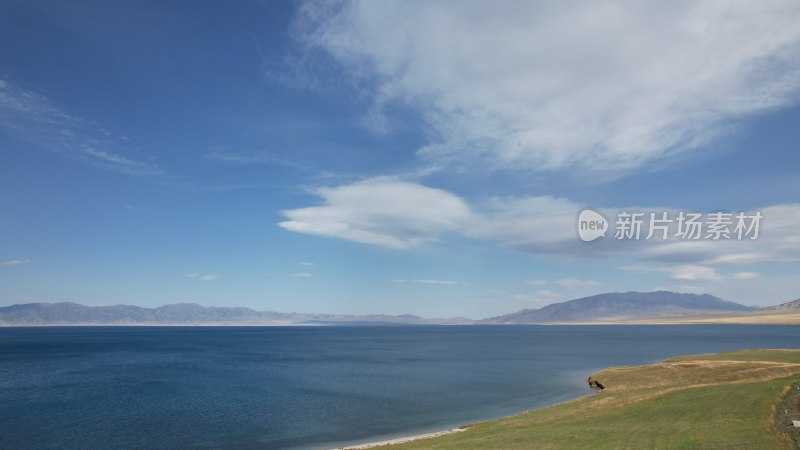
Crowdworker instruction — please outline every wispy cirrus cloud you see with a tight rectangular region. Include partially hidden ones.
[203,148,310,170]
[1,259,29,266]
[621,264,723,282]
[0,79,162,176]
[186,273,219,281]
[392,279,461,285]
[511,290,561,305]
[524,278,600,289]
[555,278,602,289]
[733,271,760,280]
[297,1,800,176]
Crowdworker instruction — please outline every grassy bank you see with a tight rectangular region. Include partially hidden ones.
[373,349,800,449]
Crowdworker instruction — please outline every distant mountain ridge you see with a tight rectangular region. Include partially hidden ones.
[760,298,800,311]
[0,291,766,325]
[0,302,471,326]
[481,291,754,324]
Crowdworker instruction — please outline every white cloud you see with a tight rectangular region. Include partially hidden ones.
[733,271,760,280]
[623,264,723,282]
[555,278,601,289]
[278,178,472,249]
[186,273,219,281]
[535,290,561,300]
[472,200,800,266]
[293,272,312,277]
[669,265,722,282]
[512,290,561,303]
[298,1,800,175]
[298,261,316,267]
[466,195,581,253]
[392,279,460,285]
[644,204,800,265]
[1,259,29,266]
[708,253,771,264]
[279,180,800,268]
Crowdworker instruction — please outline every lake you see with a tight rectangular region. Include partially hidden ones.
[1,325,798,449]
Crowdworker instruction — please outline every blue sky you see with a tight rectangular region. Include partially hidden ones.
[1,1,799,318]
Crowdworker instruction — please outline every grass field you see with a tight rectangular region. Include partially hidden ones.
[372,349,800,449]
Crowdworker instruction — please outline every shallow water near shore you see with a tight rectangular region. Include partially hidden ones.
[1,325,799,449]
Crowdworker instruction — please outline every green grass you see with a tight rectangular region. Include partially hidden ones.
[382,350,800,449]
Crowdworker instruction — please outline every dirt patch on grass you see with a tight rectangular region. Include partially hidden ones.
[775,381,800,448]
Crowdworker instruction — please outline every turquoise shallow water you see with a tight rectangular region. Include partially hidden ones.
[1,325,799,449]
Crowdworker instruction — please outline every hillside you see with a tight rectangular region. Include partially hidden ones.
[482,291,752,324]
[607,297,800,324]
[762,299,800,311]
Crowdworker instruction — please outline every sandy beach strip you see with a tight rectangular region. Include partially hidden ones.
[337,426,470,449]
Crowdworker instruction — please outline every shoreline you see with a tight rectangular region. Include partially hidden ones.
[338,426,471,449]
[335,393,597,449]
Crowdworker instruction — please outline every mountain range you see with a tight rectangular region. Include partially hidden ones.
[0,291,770,325]
[0,302,471,326]
[760,298,800,311]
[481,291,753,324]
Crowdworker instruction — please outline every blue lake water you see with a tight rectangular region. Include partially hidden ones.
[1,325,799,449]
